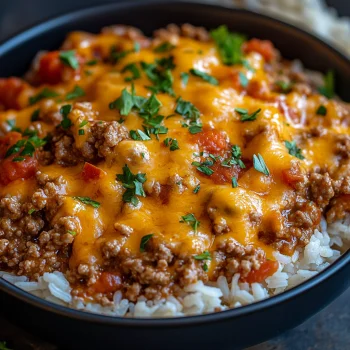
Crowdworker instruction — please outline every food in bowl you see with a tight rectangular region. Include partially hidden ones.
[0,24,349,318]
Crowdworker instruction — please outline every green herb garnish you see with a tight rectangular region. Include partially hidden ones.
[275,80,293,93]
[318,70,335,99]
[175,97,202,134]
[68,230,77,236]
[316,105,327,116]
[189,68,218,85]
[31,109,40,122]
[130,129,151,141]
[181,72,189,86]
[163,137,179,151]
[193,251,211,260]
[154,42,175,53]
[239,72,249,87]
[235,107,261,122]
[180,213,200,233]
[29,88,59,105]
[109,88,134,116]
[221,145,245,169]
[116,164,147,207]
[193,184,200,194]
[122,63,141,82]
[60,104,72,129]
[28,209,36,215]
[86,59,98,66]
[6,119,21,132]
[59,50,79,70]
[211,25,246,65]
[232,176,238,188]
[253,154,270,176]
[73,196,100,208]
[140,234,154,252]
[65,85,85,100]
[285,140,305,160]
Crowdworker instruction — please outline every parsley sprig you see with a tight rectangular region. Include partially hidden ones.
[221,145,245,168]
[211,25,246,66]
[253,154,270,176]
[59,50,79,70]
[189,68,218,85]
[235,108,261,122]
[116,164,147,206]
[180,213,200,233]
[175,97,202,134]
[285,140,305,160]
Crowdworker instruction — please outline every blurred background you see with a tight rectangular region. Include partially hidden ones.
[0,1,349,349]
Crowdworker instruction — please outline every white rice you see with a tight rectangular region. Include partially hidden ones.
[1,215,349,318]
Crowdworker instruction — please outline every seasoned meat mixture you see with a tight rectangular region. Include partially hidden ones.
[0,24,349,303]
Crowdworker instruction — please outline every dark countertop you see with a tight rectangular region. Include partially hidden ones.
[0,1,349,349]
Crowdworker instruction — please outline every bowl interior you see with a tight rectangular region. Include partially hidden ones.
[0,0,349,327]
[0,1,349,100]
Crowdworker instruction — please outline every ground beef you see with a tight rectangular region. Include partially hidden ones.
[309,172,335,209]
[154,24,210,43]
[0,172,71,278]
[213,238,266,281]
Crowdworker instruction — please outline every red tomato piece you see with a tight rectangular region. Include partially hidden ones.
[210,162,241,185]
[93,272,122,294]
[0,156,38,185]
[282,167,304,189]
[81,162,105,182]
[194,129,229,155]
[0,77,27,110]
[243,39,277,62]
[38,51,64,85]
[243,260,279,284]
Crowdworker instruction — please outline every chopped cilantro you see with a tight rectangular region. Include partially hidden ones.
[86,59,98,66]
[6,119,21,132]
[29,88,59,105]
[180,213,200,233]
[140,234,153,252]
[253,154,270,176]
[175,97,202,134]
[130,129,151,141]
[28,209,36,215]
[154,42,175,53]
[211,25,246,65]
[239,72,249,87]
[134,42,141,53]
[122,63,141,82]
[73,196,100,208]
[65,85,85,100]
[235,107,261,122]
[78,129,85,135]
[31,109,40,122]
[193,184,200,194]
[275,80,293,93]
[192,160,214,176]
[60,104,72,129]
[194,251,211,260]
[232,176,238,188]
[116,164,147,207]
[285,140,305,160]
[189,68,218,85]
[316,105,327,116]
[68,230,76,236]
[163,137,179,151]
[221,145,245,169]
[109,88,134,116]
[59,50,79,70]
[318,70,335,99]
[181,72,189,86]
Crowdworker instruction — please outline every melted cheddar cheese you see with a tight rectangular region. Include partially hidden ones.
[0,24,349,299]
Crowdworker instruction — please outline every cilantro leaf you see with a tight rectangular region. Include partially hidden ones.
[239,72,249,87]
[318,70,335,99]
[253,154,270,176]
[154,42,175,53]
[73,196,100,208]
[285,140,305,160]
[181,72,189,86]
[316,105,327,116]
[211,25,246,65]
[235,107,261,122]
[164,137,179,151]
[130,129,151,141]
[232,176,238,188]
[193,251,211,260]
[275,80,293,93]
[31,109,40,122]
[193,184,200,194]
[59,50,79,70]
[29,88,59,105]
[60,104,73,129]
[116,164,147,206]
[65,85,85,100]
[189,68,218,85]
[180,213,200,233]
[122,63,141,82]
[140,234,154,252]
[109,88,134,116]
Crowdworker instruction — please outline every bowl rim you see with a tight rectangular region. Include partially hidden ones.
[0,0,349,327]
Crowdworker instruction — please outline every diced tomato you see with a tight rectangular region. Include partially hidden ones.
[0,77,27,110]
[246,80,272,101]
[210,162,242,185]
[243,39,277,62]
[0,156,38,185]
[277,100,300,123]
[0,132,38,185]
[194,129,229,155]
[81,162,105,182]
[38,51,64,85]
[282,166,304,189]
[243,260,279,284]
[92,272,122,294]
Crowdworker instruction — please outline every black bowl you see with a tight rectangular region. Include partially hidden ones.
[0,2,349,350]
